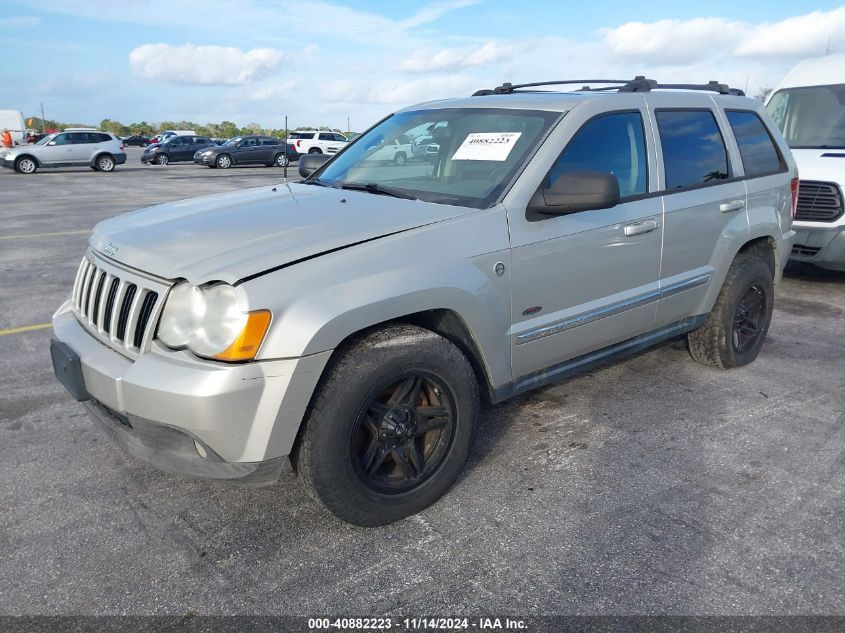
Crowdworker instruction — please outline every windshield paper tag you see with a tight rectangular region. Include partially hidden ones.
[452,132,522,161]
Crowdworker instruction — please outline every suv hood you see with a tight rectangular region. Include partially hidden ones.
[791,149,845,184]
[90,183,473,284]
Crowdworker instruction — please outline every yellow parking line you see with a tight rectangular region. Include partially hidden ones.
[0,229,90,240]
[0,323,52,336]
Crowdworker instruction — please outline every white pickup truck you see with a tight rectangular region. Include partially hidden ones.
[288,131,348,155]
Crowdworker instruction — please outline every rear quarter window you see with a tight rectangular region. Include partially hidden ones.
[725,110,785,177]
[656,109,730,190]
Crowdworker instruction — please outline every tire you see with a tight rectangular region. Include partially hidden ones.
[274,153,289,167]
[141,142,148,148]
[393,152,407,166]
[155,153,169,165]
[216,154,232,169]
[14,156,37,174]
[295,324,479,527]
[308,148,322,154]
[96,154,115,172]
[687,251,775,369]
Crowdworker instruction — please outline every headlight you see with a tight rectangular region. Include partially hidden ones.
[157,281,271,361]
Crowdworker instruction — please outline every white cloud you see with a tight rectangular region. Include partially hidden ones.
[737,8,845,58]
[602,8,845,65]
[602,18,745,64]
[0,15,41,28]
[399,41,519,73]
[129,44,285,85]
[397,0,479,29]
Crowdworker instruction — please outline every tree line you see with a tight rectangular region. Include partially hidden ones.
[25,116,348,139]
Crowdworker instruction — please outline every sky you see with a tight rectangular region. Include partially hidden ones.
[1,0,845,131]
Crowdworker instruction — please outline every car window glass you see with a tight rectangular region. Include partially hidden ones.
[656,110,729,189]
[260,138,278,146]
[243,137,259,147]
[69,132,92,144]
[52,134,72,145]
[334,134,347,142]
[97,133,111,143]
[549,112,648,198]
[319,133,334,141]
[726,111,783,177]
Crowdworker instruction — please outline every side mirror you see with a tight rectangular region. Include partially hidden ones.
[299,153,332,178]
[527,171,620,219]
[47,141,56,146]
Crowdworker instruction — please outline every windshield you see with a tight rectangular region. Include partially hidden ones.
[35,134,56,146]
[313,108,561,208]
[222,136,241,146]
[767,85,845,149]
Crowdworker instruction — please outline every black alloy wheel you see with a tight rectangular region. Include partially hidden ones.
[351,373,455,494]
[732,284,766,352]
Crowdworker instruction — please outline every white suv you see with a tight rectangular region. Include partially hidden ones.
[1,129,126,174]
[288,131,348,155]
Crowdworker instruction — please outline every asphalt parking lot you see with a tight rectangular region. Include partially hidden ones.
[0,146,843,616]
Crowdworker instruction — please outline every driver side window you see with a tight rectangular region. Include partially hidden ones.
[52,134,72,145]
[549,112,648,198]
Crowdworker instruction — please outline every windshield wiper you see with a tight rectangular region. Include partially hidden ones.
[340,182,417,200]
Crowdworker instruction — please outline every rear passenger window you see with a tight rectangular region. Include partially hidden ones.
[549,111,647,198]
[656,110,729,189]
[726,110,784,177]
[260,138,278,146]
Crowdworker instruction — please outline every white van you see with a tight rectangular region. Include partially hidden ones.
[0,110,26,146]
[767,54,845,271]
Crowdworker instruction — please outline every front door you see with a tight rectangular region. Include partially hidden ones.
[41,133,75,164]
[509,107,663,380]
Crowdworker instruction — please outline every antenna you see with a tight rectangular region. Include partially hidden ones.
[826,35,831,56]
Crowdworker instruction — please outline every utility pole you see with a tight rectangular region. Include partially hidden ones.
[283,115,288,180]
[40,101,45,133]
[826,35,831,55]
[347,116,350,135]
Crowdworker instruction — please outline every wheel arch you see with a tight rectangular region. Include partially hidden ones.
[15,153,40,167]
[90,151,114,167]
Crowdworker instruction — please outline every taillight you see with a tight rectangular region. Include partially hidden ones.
[120,143,125,151]
[296,139,301,149]
[790,177,799,218]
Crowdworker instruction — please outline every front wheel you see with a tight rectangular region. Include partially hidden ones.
[216,154,232,169]
[687,251,774,369]
[14,156,37,174]
[295,324,479,526]
[393,152,407,166]
[155,153,169,165]
[308,148,322,154]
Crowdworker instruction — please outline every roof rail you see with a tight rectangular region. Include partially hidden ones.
[472,76,745,97]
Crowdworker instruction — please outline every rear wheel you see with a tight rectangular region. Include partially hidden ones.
[14,156,37,174]
[96,154,115,172]
[155,153,169,165]
[688,251,774,369]
[274,153,289,167]
[216,154,232,169]
[295,324,479,526]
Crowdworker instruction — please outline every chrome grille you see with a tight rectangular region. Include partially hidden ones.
[796,180,844,222]
[71,253,170,358]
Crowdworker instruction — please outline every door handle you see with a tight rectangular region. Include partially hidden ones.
[720,199,745,213]
[623,219,659,236]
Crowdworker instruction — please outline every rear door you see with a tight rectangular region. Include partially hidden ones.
[259,137,282,163]
[509,102,663,379]
[649,94,749,327]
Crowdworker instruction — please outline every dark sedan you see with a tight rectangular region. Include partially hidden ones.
[141,135,215,165]
[124,135,151,147]
[193,135,299,168]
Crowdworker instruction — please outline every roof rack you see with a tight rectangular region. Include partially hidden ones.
[472,76,745,97]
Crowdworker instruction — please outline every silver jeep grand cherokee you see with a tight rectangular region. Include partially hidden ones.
[50,77,797,526]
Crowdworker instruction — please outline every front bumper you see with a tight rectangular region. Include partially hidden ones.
[790,223,845,271]
[194,153,216,165]
[140,153,158,164]
[51,301,332,484]
[1,155,16,169]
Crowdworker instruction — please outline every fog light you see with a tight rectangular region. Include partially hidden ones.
[194,440,207,459]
